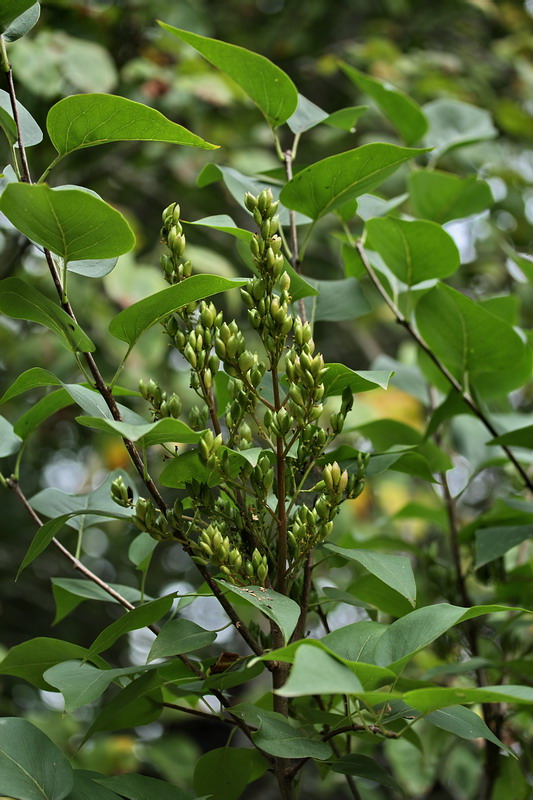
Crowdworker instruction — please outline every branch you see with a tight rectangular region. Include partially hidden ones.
[355,241,533,492]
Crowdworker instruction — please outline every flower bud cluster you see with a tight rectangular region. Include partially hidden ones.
[250,453,275,498]
[330,386,355,435]
[169,300,223,391]
[194,523,269,586]
[244,189,293,358]
[139,378,182,420]
[288,504,334,558]
[133,497,173,541]
[160,203,193,291]
[199,428,223,470]
[110,475,133,508]
[285,318,327,427]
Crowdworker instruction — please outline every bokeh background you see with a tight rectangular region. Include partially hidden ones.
[1,0,533,797]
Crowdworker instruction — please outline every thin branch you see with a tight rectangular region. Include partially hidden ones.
[355,240,533,492]
[1,38,31,183]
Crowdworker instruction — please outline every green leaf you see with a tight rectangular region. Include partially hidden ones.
[488,425,533,448]
[323,544,416,606]
[231,705,332,760]
[30,470,134,530]
[254,638,395,688]
[47,94,217,164]
[0,88,42,148]
[416,283,532,395]
[322,364,393,397]
[67,770,123,800]
[365,218,460,284]
[108,274,246,348]
[425,705,510,751]
[186,215,317,300]
[324,105,368,131]
[43,660,160,712]
[0,367,62,404]
[159,450,212,489]
[83,671,163,742]
[75,416,201,446]
[0,277,95,352]
[129,533,157,570]
[404,685,533,714]
[0,415,22,456]
[84,594,175,660]
[196,164,311,226]
[51,578,149,625]
[158,24,298,127]
[193,747,269,800]
[276,644,364,697]
[304,276,370,321]
[374,603,526,671]
[0,717,73,800]
[279,143,428,220]
[147,619,216,661]
[2,3,40,42]
[0,183,135,262]
[423,99,497,161]
[214,580,300,643]
[95,774,190,800]
[287,93,329,134]
[322,621,388,664]
[408,170,493,223]
[68,256,118,278]
[0,0,35,31]
[330,754,405,796]
[0,637,98,690]
[18,509,132,577]
[340,61,427,145]
[475,525,532,568]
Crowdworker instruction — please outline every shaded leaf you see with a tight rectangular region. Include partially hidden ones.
[0,717,73,800]
[51,578,149,625]
[0,638,101,690]
[95,774,190,800]
[365,217,460,284]
[416,283,532,395]
[304,276,370,321]
[340,61,427,145]
[83,672,163,742]
[231,705,332,760]
[425,705,510,751]
[423,99,497,161]
[287,93,329,134]
[0,88,42,148]
[66,770,123,800]
[85,594,175,660]
[2,3,40,42]
[0,415,22,456]
[475,525,532,568]
[159,24,298,127]
[324,105,368,131]
[148,619,216,661]
[193,748,269,800]
[408,170,493,223]
[0,0,35,31]
[0,277,95,352]
[330,753,405,796]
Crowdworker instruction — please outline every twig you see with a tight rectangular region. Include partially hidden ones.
[355,240,533,492]
[322,723,399,741]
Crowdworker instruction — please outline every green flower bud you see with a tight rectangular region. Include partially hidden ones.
[245,192,257,212]
[168,393,182,418]
[184,343,197,368]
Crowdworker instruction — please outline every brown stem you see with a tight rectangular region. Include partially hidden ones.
[1,42,31,183]
[355,241,533,492]
[322,723,399,741]
[283,148,306,324]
